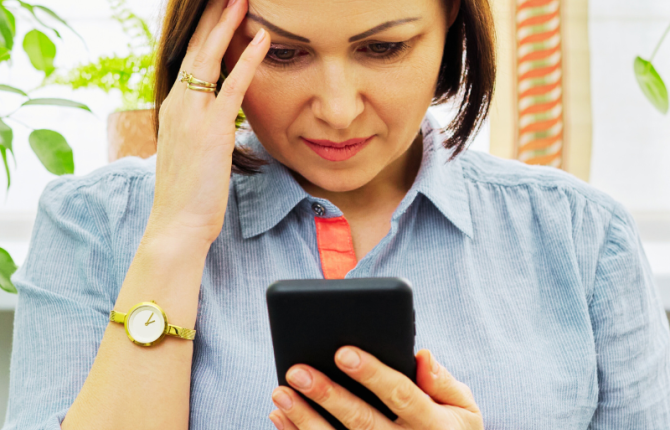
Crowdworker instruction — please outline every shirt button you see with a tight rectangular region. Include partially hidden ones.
[311,202,326,217]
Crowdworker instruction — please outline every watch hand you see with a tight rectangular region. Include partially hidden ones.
[146,320,156,325]
[145,312,155,326]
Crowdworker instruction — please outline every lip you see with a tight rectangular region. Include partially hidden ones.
[302,136,375,162]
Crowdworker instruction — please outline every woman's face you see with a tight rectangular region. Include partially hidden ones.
[223,0,450,192]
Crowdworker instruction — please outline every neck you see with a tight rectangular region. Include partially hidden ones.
[293,130,424,219]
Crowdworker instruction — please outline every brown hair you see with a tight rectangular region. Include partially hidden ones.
[152,0,496,174]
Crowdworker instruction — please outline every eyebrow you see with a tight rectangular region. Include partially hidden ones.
[245,13,421,44]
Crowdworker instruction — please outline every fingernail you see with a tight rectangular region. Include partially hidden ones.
[269,414,284,430]
[430,352,440,375]
[272,389,293,410]
[287,368,312,389]
[251,28,266,45]
[336,347,361,369]
[228,0,240,7]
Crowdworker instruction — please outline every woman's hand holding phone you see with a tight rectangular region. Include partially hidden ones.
[147,0,270,246]
[269,347,483,430]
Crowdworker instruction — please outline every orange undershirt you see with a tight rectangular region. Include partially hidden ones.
[314,216,358,279]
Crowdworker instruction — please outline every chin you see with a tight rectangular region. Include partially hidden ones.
[299,169,371,193]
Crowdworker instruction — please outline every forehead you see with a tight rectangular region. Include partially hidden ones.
[247,0,445,35]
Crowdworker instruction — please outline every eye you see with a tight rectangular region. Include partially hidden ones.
[264,45,309,67]
[272,48,297,61]
[369,43,393,54]
[357,41,411,60]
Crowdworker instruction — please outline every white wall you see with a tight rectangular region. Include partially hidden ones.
[587,0,670,309]
[589,0,670,213]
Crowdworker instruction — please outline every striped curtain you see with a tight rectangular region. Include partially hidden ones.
[489,0,593,182]
[516,0,564,167]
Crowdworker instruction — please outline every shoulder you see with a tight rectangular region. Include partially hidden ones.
[42,154,155,195]
[41,155,155,201]
[456,151,643,301]
[458,150,625,217]
[37,155,156,237]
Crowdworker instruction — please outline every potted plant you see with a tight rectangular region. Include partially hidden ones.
[45,0,158,162]
[0,0,94,294]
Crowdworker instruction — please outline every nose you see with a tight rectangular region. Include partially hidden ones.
[310,60,364,130]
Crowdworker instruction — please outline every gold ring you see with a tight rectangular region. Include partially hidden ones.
[187,84,216,93]
[179,71,217,89]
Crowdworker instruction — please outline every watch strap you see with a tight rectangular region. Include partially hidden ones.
[110,310,126,324]
[166,324,197,340]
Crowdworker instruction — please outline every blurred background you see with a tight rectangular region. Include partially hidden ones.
[1,0,669,423]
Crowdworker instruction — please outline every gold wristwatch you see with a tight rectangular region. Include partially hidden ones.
[109,300,196,347]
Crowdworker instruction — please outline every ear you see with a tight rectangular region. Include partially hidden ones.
[447,0,462,28]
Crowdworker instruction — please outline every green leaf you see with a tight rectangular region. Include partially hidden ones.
[0,4,14,51]
[0,45,9,63]
[21,97,92,112]
[0,117,13,152]
[17,1,60,40]
[29,129,74,175]
[46,51,156,109]
[0,83,28,96]
[18,2,85,45]
[0,118,15,174]
[16,2,46,32]
[0,146,10,189]
[22,29,56,76]
[3,6,15,35]
[33,5,71,35]
[634,56,669,114]
[0,247,18,294]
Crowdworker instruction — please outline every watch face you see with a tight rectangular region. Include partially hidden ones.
[127,304,166,344]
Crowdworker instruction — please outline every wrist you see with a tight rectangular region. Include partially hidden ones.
[144,209,222,248]
[140,224,213,260]
[114,223,211,322]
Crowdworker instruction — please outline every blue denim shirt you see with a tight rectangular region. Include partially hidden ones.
[4,110,670,429]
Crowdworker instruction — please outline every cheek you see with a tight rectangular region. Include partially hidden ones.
[364,60,440,129]
[241,69,311,138]
[242,73,296,131]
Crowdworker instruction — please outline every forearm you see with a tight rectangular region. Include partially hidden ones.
[61,223,211,430]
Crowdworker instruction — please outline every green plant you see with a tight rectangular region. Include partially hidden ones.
[45,0,156,112]
[0,0,93,294]
[635,22,669,114]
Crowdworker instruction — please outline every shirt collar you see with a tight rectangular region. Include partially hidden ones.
[411,110,474,239]
[233,110,473,239]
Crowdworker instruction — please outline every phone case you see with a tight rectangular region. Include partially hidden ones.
[266,277,416,429]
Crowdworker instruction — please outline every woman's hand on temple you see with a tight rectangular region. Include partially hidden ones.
[269,348,483,430]
[147,0,270,245]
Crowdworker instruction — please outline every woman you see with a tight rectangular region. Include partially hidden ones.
[3,0,669,428]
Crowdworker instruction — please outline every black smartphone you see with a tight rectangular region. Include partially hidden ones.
[266,277,416,429]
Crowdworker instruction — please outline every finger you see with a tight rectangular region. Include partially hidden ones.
[181,0,229,73]
[334,346,436,428]
[415,349,480,414]
[188,0,248,87]
[271,386,335,430]
[269,410,299,430]
[285,365,392,430]
[212,27,269,127]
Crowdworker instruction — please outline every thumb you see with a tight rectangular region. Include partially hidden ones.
[415,349,480,414]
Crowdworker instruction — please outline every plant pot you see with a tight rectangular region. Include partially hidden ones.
[107,108,157,162]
